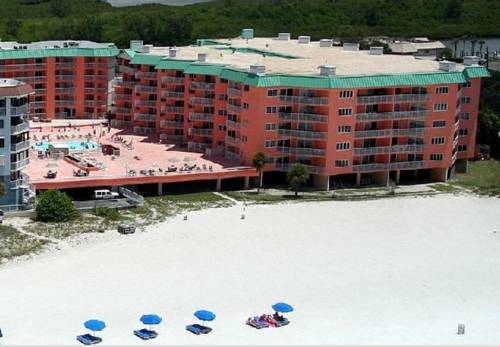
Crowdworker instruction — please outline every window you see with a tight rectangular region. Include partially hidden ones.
[335,159,349,167]
[337,125,352,133]
[430,153,444,161]
[265,123,277,131]
[243,102,249,110]
[461,96,471,104]
[459,112,470,120]
[431,137,445,145]
[266,106,277,114]
[436,86,449,94]
[241,135,248,143]
[265,140,275,148]
[338,108,352,116]
[267,89,278,97]
[218,125,226,131]
[462,81,472,88]
[0,138,4,148]
[336,142,350,150]
[432,120,446,128]
[243,85,250,91]
[459,128,469,136]
[219,94,228,101]
[218,109,227,116]
[0,120,3,129]
[434,103,448,112]
[458,144,468,152]
[339,90,353,98]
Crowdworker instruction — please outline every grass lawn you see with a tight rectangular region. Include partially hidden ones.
[452,160,500,195]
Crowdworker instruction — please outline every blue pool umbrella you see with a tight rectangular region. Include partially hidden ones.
[272,302,294,313]
[194,310,216,322]
[140,314,162,330]
[84,320,106,335]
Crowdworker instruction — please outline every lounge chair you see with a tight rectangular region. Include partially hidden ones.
[133,328,158,340]
[186,324,212,335]
[263,314,290,328]
[246,316,270,329]
[76,334,102,345]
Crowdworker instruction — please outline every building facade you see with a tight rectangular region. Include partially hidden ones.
[0,41,118,121]
[0,79,35,209]
[112,36,489,188]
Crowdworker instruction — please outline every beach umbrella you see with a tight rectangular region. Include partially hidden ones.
[194,310,216,322]
[84,319,106,336]
[272,302,294,313]
[140,314,162,330]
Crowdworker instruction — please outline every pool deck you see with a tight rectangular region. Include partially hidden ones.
[27,124,257,190]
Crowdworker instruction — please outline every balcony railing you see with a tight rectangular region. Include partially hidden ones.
[190,97,215,105]
[113,107,132,114]
[133,126,156,135]
[355,110,428,121]
[11,140,30,152]
[228,87,242,97]
[357,95,394,104]
[111,119,132,127]
[278,128,327,140]
[55,74,75,81]
[354,129,393,138]
[188,141,210,152]
[276,146,326,157]
[352,160,426,172]
[190,128,213,136]
[135,71,157,79]
[191,81,215,90]
[225,136,240,145]
[394,93,430,102]
[226,120,241,129]
[55,62,75,69]
[225,150,244,162]
[160,120,184,128]
[162,76,184,84]
[189,112,213,121]
[160,133,184,142]
[135,100,157,107]
[11,122,29,134]
[9,104,30,115]
[279,95,329,105]
[278,112,328,123]
[162,91,184,99]
[55,88,75,94]
[0,63,46,70]
[392,127,427,136]
[134,114,156,121]
[275,163,325,174]
[85,87,108,94]
[118,65,135,75]
[227,104,241,113]
[162,106,184,113]
[135,85,157,93]
[11,158,30,171]
[353,144,425,155]
[16,76,46,83]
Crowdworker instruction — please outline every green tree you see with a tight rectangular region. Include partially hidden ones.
[36,190,79,223]
[252,151,268,193]
[5,16,22,39]
[452,38,459,58]
[446,0,462,20]
[286,163,309,197]
[51,0,69,18]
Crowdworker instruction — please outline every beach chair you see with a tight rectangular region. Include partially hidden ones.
[76,334,102,345]
[246,316,270,329]
[263,314,290,328]
[186,324,212,335]
[133,328,158,340]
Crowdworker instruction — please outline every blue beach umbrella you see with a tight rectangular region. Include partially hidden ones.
[140,314,162,330]
[272,302,294,313]
[194,310,216,322]
[84,319,106,336]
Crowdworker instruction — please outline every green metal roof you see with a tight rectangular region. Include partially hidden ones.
[123,49,137,59]
[130,54,163,66]
[0,46,119,60]
[463,66,491,79]
[155,59,194,70]
[184,63,226,76]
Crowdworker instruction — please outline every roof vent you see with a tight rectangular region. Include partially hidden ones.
[298,36,311,44]
[319,65,336,76]
[463,56,479,66]
[439,61,458,72]
[277,33,291,41]
[249,64,266,75]
[197,53,208,62]
[130,40,144,51]
[169,47,178,58]
[241,28,254,40]
[369,47,384,55]
[139,44,153,54]
[319,39,333,47]
[343,43,359,51]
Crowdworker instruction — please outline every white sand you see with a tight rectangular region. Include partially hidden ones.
[1,194,499,345]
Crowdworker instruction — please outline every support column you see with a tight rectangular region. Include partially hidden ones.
[430,167,448,182]
[312,174,330,191]
[395,170,401,184]
[244,176,250,190]
[356,173,361,187]
[157,183,163,196]
[372,171,389,187]
[216,178,221,191]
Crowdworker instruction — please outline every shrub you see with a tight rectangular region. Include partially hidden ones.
[94,207,120,221]
[36,190,79,223]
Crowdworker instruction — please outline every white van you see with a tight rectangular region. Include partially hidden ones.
[93,189,119,200]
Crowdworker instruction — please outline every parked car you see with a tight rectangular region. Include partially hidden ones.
[117,224,135,234]
[93,189,119,200]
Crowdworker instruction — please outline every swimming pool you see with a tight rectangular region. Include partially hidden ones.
[33,140,99,152]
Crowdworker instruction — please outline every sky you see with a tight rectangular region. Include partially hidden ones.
[106,0,212,6]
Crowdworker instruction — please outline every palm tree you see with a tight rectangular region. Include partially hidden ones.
[286,163,309,197]
[252,152,267,193]
[479,40,485,58]
[452,38,459,58]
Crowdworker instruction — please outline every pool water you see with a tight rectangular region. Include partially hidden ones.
[33,140,99,152]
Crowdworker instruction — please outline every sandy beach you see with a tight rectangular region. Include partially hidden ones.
[0,194,499,345]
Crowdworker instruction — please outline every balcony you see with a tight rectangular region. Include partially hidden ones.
[356,110,428,121]
[133,126,156,135]
[55,62,75,69]
[191,81,215,90]
[279,95,329,105]
[357,94,394,104]
[276,146,326,157]
[225,136,240,145]
[85,100,106,107]
[11,158,30,171]
[160,133,184,142]
[11,140,30,152]
[352,160,426,172]
[116,81,136,88]
[111,119,132,127]
[189,112,213,121]
[135,71,157,79]
[275,163,325,174]
[392,127,426,136]
[55,74,75,81]
[354,129,392,138]
[85,87,107,94]
[85,75,108,82]
[278,128,327,140]
[135,100,157,107]
[278,112,328,123]
[353,144,425,155]
[160,120,183,128]
[227,104,241,113]
[11,122,29,135]
[55,100,74,107]
[162,76,184,84]
[114,107,132,114]
[115,93,133,102]
[162,91,184,99]
[9,104,30,115]
[134,114,156,122]
[0,63,46,70]
[162,106,184,113]
[225,150,244,163]
[228,87,242,97]
[190,128,213,136]
[16,76,46,83]
[55,88,75,94]
[190,97,215,105]
[226,120,241,129]
[135,85,157,93]
[394,93,430,102]
[188,141,209,152]
[10,176,29,190]
[118,65,135,75]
